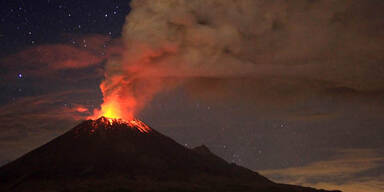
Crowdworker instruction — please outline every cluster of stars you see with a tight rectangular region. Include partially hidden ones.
[1,0,130,104]
[0,0,130,53]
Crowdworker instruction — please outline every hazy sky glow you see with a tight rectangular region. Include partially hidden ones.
[1,1,384,191]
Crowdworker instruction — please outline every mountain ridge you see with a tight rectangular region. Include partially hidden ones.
[0,117,340,192]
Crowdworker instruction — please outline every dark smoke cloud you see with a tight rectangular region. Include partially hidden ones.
[122,0,384,87]
[100,0,384,117]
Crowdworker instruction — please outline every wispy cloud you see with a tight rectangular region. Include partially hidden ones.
[261,148,384,192]
[0,90,99,166]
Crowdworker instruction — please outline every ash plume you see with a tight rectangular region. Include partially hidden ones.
[98,0,384,119]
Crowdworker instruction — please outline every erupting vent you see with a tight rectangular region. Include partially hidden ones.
[90,116,151,133]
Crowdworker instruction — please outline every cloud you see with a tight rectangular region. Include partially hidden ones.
[123,0,384,87]
[0,34,118,80]
[261,148,384,192]
[0,90,94,121]
[4,45,100,71]
[313,179,384,192]
[0,89,100,166]
[0,35,114,163]
[93,0,384,119]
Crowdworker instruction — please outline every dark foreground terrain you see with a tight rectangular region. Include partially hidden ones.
[0,117,341,192]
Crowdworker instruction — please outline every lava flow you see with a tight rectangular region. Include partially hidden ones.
[93,117,151,133]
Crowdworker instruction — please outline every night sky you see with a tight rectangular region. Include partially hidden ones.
[1,1,384,191]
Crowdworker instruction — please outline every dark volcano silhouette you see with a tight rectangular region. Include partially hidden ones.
[0,117,340,192]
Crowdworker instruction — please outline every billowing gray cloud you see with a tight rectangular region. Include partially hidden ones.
[121,0,384,86]
[98,0,384,120]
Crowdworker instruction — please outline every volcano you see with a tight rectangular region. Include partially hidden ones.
[0,117,339,192]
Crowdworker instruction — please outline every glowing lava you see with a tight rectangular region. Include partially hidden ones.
[88,66,151,132]
[90,116,151,133]
[89,100,150,133]
[90,94,131,121]
[97,100,123,120]
[127,119,151,133]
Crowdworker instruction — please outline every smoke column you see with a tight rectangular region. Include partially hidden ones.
[92,0,384,120]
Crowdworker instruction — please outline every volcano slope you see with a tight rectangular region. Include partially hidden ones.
[0,117,340,192]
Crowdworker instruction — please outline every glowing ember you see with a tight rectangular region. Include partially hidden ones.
[87,92,150,132]
[76,106,89,113]
[99,101,122,119]
[89,78,139,121]
[87,82,152,133]
[127,119,151,133]
[90,97,123,120]
[88,99,151,132]
[90,116,151,133]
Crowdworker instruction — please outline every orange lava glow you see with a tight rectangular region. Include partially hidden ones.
[89,75,139,121]
[88,93,150,133]
[93,116,151,133]
[127,119,151,133]
[76,106,89,113]
[97,100,123,120]
[88,47,164,131]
